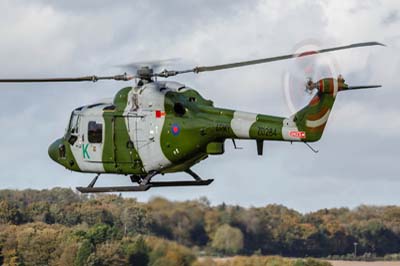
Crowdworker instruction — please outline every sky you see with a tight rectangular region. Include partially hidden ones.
[0,0,399,212]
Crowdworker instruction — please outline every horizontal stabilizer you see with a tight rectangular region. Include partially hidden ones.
[347,85,382,90]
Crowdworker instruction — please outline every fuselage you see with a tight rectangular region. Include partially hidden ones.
[49,78,341,176]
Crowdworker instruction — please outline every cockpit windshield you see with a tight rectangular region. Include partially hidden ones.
[67,112,80,135]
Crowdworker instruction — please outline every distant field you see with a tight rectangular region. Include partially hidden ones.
[327,261,400,266]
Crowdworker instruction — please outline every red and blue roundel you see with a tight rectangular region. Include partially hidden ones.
[171,123,181,136]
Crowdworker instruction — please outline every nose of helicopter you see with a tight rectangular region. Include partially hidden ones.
[48,138,63,162]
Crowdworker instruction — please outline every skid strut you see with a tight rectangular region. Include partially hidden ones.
[76,169,213,193]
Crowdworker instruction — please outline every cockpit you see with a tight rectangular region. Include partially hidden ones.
[68,112,80,135]
[65,111,81,145]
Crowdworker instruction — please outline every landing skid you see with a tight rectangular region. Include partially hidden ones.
[76,170,213,193]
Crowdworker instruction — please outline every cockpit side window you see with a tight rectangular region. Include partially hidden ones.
[65,113,80,145]
[88,121,103,143]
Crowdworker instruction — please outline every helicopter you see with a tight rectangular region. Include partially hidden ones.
[0,42,383,193]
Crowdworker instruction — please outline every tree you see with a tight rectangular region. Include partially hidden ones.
[74,239,94,266]
[26,201,55,224]
[58,241,79,266]
[121,206,150,236]
[79,204,114,226]
[86,224,117,245]
[0,200,23,225]
[15,224,64,266]
[124,236,150,266]
[86,242,127,266]
[211,224,244,254]
[147,236,196,266]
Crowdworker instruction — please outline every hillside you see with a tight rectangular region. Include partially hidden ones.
[0,188,399,265]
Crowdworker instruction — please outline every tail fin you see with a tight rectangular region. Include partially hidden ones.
[281,77,380,142]
[293,77,380,142]
[294,78,339,141]
[291,77,345,142]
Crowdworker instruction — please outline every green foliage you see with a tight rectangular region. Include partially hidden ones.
[147,236,196,266]
[0,188,399,264]
[79,202,115,226]
[211,224,244,254]
[0,200,24,224]
[124,236,150,266]
[121,205,151,236]
[86,224,116,245]
[75,239,94,266]
[0,223,69,266]
[86,242,127,266]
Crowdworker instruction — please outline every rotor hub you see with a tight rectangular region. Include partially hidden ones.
[137,66,154,80]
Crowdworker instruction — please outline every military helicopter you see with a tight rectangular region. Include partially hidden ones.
[0,42,383,193]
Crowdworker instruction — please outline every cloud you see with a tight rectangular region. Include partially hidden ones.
[0,0,398,212]
[382,10,400,25]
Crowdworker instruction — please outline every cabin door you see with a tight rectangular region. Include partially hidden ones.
[81,116,104,163]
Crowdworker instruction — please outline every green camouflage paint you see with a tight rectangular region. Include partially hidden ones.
[49,78,346,176]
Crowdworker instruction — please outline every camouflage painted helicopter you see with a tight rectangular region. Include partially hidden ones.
[0,42,383,193]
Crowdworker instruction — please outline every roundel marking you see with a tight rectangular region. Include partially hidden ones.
[171,123,181,136]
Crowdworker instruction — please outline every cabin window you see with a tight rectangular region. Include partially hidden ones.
[88,121,103,143]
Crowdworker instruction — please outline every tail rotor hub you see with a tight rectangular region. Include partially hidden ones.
[305,77,316,93]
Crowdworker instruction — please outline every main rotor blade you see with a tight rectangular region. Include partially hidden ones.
[0,73,134,83]
[170,42,384,76]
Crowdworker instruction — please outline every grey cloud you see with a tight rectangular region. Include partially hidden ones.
[348,0,381,14]
[0,0,398,212]
[382,10,400,25]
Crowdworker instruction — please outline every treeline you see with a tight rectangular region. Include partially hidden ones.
[0,223,196,266]
[0,188,399,262]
